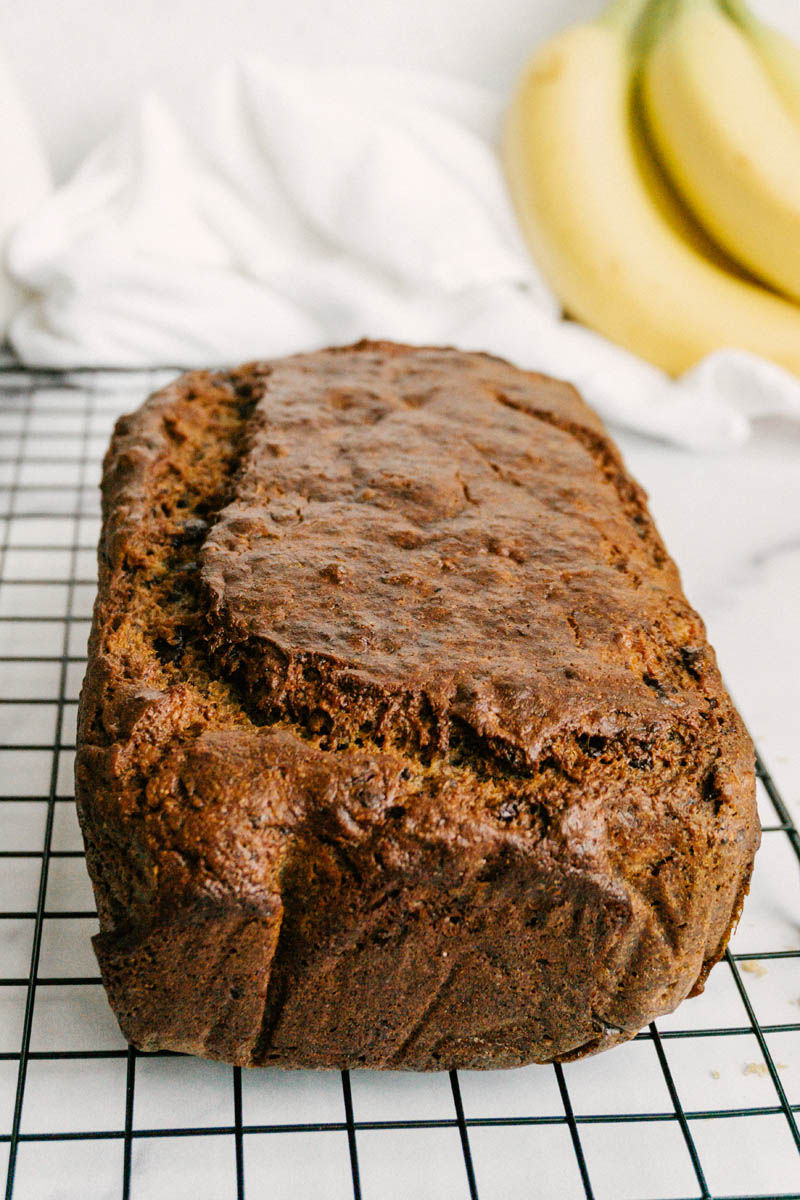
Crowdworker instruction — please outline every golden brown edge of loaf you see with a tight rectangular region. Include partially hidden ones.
[75,340,758,1069]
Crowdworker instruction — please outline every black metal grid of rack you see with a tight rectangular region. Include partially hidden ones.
[0,365,798,1200]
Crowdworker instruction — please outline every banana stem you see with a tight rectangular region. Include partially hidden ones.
[597,0,674,55]
[720,0,757,30]
[596,0,654,36]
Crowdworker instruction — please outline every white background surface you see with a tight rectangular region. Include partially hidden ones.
[0,4,798,1195]
[0,0,799,179]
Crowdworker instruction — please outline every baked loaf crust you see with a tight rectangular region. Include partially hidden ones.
[76,341,758,1069]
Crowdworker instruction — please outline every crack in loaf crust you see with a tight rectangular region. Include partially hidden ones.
[76,341,759,1069]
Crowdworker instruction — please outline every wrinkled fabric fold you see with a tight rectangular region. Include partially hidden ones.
[7,60,800,450]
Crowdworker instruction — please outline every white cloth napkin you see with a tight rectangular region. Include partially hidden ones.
[7,60,800,450]
[0,46,50,329]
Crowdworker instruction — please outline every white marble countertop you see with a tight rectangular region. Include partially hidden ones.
[1,0,798,1184]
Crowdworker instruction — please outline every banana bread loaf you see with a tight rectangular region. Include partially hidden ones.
[76,340,758,1069]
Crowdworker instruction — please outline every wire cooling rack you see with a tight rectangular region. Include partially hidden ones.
[0,365,799,1200]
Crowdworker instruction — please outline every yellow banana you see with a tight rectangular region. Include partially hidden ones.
[503,0,800,376]
[723,0,800,127]
[628,79,748,273]
[642,0,800,303]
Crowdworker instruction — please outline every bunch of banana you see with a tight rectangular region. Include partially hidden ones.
[503,0,800,376]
